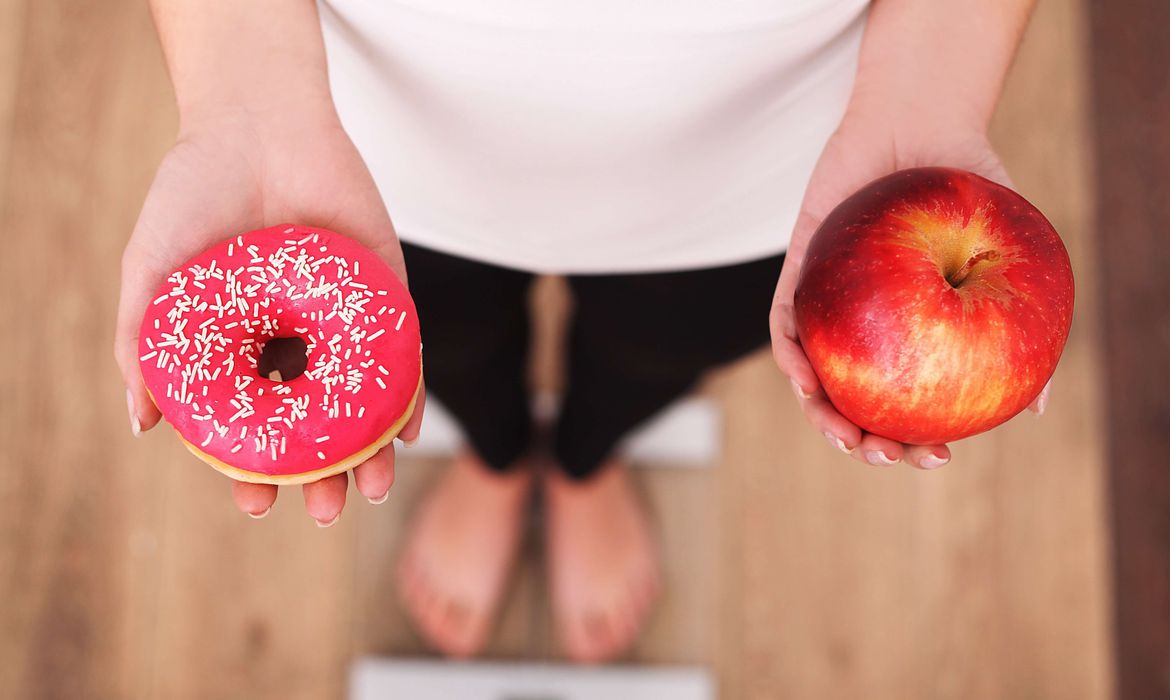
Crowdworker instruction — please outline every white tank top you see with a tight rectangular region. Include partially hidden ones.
[320,0,868,273]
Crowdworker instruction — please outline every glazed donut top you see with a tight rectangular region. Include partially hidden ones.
[138,225,421,478]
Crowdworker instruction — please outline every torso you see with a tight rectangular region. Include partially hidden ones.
[321,0,870,273]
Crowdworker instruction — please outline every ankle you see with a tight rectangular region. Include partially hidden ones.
[544,458,628,495]
[452,449,534,490]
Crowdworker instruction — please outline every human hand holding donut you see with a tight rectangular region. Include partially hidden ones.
[115,22,424,523]
[768,0,1045,469]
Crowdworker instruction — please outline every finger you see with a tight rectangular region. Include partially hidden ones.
[1028,379,1052,416]
[797,393,863,455]
[771,330,821,399]
[769,219,820,397]
[116,244,165,436]
[302,472,349,526]
[902,444,951,470]
[398,381,426,446]
[232,481,278,518]
[851,432,903,467]
[354,445,396,504]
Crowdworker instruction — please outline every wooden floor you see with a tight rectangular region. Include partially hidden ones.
[0,0,1114,698]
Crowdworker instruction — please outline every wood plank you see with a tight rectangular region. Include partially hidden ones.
[0,0,176,698]
[0,0,27,200]
[1086,1,1170,698]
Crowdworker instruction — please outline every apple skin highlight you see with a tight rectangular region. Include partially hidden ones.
[794,167,1074,445]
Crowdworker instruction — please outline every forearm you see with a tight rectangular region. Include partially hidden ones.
[848,0,1036,133]
[149,0,333,129]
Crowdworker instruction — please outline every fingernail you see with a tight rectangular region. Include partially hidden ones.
[920,454,948,470]
[127,390,141,437]
[401,436,418,448]
[247,506,272,520]
[865,450,896,466]
[368,489,390,505]
[790,378,811,400]
[823,431,852,455]
[1035,389,1049,416]
[316,513,340,528]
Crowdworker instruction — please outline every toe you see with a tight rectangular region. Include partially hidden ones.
[436,599,488,659]
[417,579,453,648]
[559,610,597,664]
[396,550,422,608]
[581,611,614,664]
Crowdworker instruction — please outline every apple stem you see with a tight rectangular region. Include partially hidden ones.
[947,249,1000,287]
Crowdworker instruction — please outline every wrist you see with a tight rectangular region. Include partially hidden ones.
[176,91,340,144]
[844,84,989,144]
[152,0,336,141]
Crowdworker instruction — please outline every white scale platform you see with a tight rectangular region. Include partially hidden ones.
[409,394,721,468]
[350,659,714,700]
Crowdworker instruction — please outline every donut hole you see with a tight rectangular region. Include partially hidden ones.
[257,336,309,382]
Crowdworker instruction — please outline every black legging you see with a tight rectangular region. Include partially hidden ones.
[402,241,785,479]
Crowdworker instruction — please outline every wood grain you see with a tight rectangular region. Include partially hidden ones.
[0,0,1114,698]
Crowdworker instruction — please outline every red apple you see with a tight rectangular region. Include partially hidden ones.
[793,167,1074,445]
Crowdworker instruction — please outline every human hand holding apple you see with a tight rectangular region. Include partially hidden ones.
[794,166,1072,446]
[770,113,1061,469]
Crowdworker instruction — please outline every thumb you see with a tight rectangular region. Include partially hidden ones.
[769,206,822,396]
[115,242,165,436]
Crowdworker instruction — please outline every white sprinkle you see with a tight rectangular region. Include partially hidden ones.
[231,444,242,454]
[201,432,214,447]
[367,329,385,342]
[315,436,330,443]
[139,351,158,361]
[317,451,326,460]
[395,311,406,331]
[375,377,386,390]
[378,365,389,375]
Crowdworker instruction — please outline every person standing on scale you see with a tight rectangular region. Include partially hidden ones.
[116,0,1048,662]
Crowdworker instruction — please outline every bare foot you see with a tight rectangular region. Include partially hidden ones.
[544,459,662,663]
[396,450,533,657]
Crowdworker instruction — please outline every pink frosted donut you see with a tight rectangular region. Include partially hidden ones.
[138,224,422,485]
